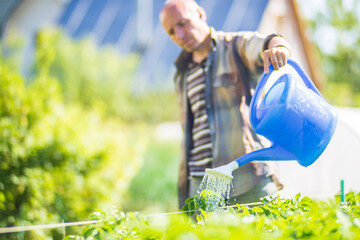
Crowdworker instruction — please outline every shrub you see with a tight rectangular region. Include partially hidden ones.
[66,192,360,240]
[0,49,145,240]
[35,28,178,123]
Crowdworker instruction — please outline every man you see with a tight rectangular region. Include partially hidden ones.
[160,0,290,207]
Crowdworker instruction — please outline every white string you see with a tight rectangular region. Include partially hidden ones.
[0,201,263,234]
[0,193,340,235]
[0,220,98,234]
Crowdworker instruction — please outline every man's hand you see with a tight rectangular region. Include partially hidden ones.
[263,36,291,74]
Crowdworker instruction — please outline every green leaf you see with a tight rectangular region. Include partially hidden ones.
[252,206,264,213]
[196,214,203,223]
[200,209,207,218]
[300,196,312,204]
[82,227,98,239]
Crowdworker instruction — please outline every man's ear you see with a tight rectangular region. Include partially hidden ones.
[198,7,206,20]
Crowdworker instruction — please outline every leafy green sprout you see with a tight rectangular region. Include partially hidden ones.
[182,189,226,217]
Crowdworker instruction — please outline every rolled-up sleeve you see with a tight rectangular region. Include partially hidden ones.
[234,31,266,73]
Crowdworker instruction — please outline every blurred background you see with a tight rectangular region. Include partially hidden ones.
[0,0,359,239]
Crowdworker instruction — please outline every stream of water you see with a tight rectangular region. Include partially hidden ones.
[199,172,233,200]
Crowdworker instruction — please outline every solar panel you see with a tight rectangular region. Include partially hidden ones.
[57,0,269,87]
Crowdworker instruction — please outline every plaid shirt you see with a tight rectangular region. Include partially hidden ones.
[174,28,283,207]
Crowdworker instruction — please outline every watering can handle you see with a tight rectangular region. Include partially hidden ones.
[250,58,322,127]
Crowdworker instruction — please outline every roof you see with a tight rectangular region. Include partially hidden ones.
[57,0,269,89]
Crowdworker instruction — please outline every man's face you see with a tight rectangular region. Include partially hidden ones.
[160,2,209,52]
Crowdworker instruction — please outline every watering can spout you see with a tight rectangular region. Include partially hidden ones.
[205,145,297,180]
[205,58,338,181]
[234,145,297,167]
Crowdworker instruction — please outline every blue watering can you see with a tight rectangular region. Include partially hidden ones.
[206,58,338,179]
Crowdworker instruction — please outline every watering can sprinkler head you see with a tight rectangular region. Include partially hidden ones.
[205,161,239,180]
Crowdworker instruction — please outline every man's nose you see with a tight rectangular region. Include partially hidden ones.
[174,27,185,40]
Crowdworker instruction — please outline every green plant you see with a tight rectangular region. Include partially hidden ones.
[123,138,180,212]
[300,0,360,106]
[0,26,184,240]
[65,207,152,240]
[182,189,226,217]
[34,28,178,123]
[67,192,360,239]
[0,39,146,240]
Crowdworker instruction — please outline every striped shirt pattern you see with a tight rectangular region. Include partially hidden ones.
[186,61,213,176]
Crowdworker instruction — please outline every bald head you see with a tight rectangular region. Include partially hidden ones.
[160,0,210,54]
[160,0,200,17]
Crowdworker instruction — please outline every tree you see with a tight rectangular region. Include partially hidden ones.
[305,0,360,106]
